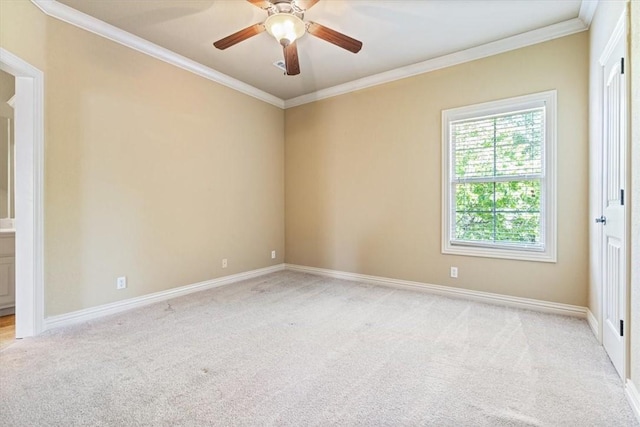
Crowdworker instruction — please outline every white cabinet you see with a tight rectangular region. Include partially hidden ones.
[0,233,15,310]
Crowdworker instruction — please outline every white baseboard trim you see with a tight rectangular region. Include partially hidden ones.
[0,306,15,316]
[586,308,600,341]
[44,264,285,331]
[285,264,587,318]
[625,380,640,423]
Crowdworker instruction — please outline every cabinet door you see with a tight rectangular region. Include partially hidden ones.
[0,256,15,308]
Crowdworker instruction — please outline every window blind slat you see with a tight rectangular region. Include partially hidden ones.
[452,108,544,179]
[453,174,543,184]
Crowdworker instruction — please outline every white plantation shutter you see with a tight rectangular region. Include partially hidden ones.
[442,91,556,262]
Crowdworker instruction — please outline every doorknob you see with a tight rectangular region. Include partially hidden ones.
[595,216,607,225]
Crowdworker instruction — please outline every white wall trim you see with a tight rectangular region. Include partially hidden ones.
[31,0,589,110]
[625,380,640,424]
[598,9,627,66]
[284,18,587,108]
[0,307,15,316]
[0,48,45,338]
[44,264,285,331]
[579,0,599,27]
[587,308,600,342]
[285,264,587,318]
[30,0,284,109]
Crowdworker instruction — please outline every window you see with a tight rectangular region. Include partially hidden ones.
[442,91,556,262]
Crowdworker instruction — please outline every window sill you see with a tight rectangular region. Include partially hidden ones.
[442,242,556,263]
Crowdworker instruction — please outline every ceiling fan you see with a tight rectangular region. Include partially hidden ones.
[213,0,363,76]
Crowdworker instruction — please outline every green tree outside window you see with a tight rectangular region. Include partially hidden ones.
[451,108,544,247]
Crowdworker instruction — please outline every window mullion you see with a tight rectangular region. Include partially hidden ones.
[492,118,497,243]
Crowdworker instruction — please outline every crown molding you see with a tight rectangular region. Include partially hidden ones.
[284,17,588,108]
[578,0,599,27]
[30,0,285,109]
[31,0,591,111]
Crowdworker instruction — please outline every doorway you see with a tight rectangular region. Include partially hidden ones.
[0,48,45,338]
[0,68,16,348]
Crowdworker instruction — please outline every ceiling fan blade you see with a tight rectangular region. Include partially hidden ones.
[307,22,362,54]
[213,24,265,50]
[284,42,300,76]
[246,0,272,9]
[295,0,320,10]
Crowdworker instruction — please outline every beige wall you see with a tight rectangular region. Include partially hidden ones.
[0,71,15,216]
[0,118,10,218]
[0,69,15,119]
[0,1,285,316]
[285,33,589,306]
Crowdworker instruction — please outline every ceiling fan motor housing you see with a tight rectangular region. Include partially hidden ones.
[214,0,362,76]
[266,1,305,17]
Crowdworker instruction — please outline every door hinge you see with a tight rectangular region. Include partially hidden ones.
[621,189,625,206]
[621,58,625,74]
[621,320,624,337]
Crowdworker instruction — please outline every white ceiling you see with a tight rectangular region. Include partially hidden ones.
[54,0,589,102]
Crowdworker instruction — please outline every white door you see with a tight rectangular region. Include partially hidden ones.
[600,31,627,379]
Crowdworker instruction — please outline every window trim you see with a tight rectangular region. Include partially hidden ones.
[441,91,557,263]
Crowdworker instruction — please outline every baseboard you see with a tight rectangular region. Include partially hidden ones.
[285,264,587,318]
[625,380,640,423]
[586,308,600,341]
[44,264,285,331]
[0,306,15,316]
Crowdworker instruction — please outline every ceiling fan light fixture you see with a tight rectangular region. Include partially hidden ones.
[265,13,306,46]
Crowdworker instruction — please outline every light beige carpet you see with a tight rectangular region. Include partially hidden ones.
[0,271,636,426]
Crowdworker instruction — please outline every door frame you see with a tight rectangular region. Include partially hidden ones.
[0,48,45,338]
[598,9,629,380]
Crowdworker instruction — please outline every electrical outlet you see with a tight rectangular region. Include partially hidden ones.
[271,250,276,259]
[450,267,458,279]
[222,258,228,268]
[117,276,127,290]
